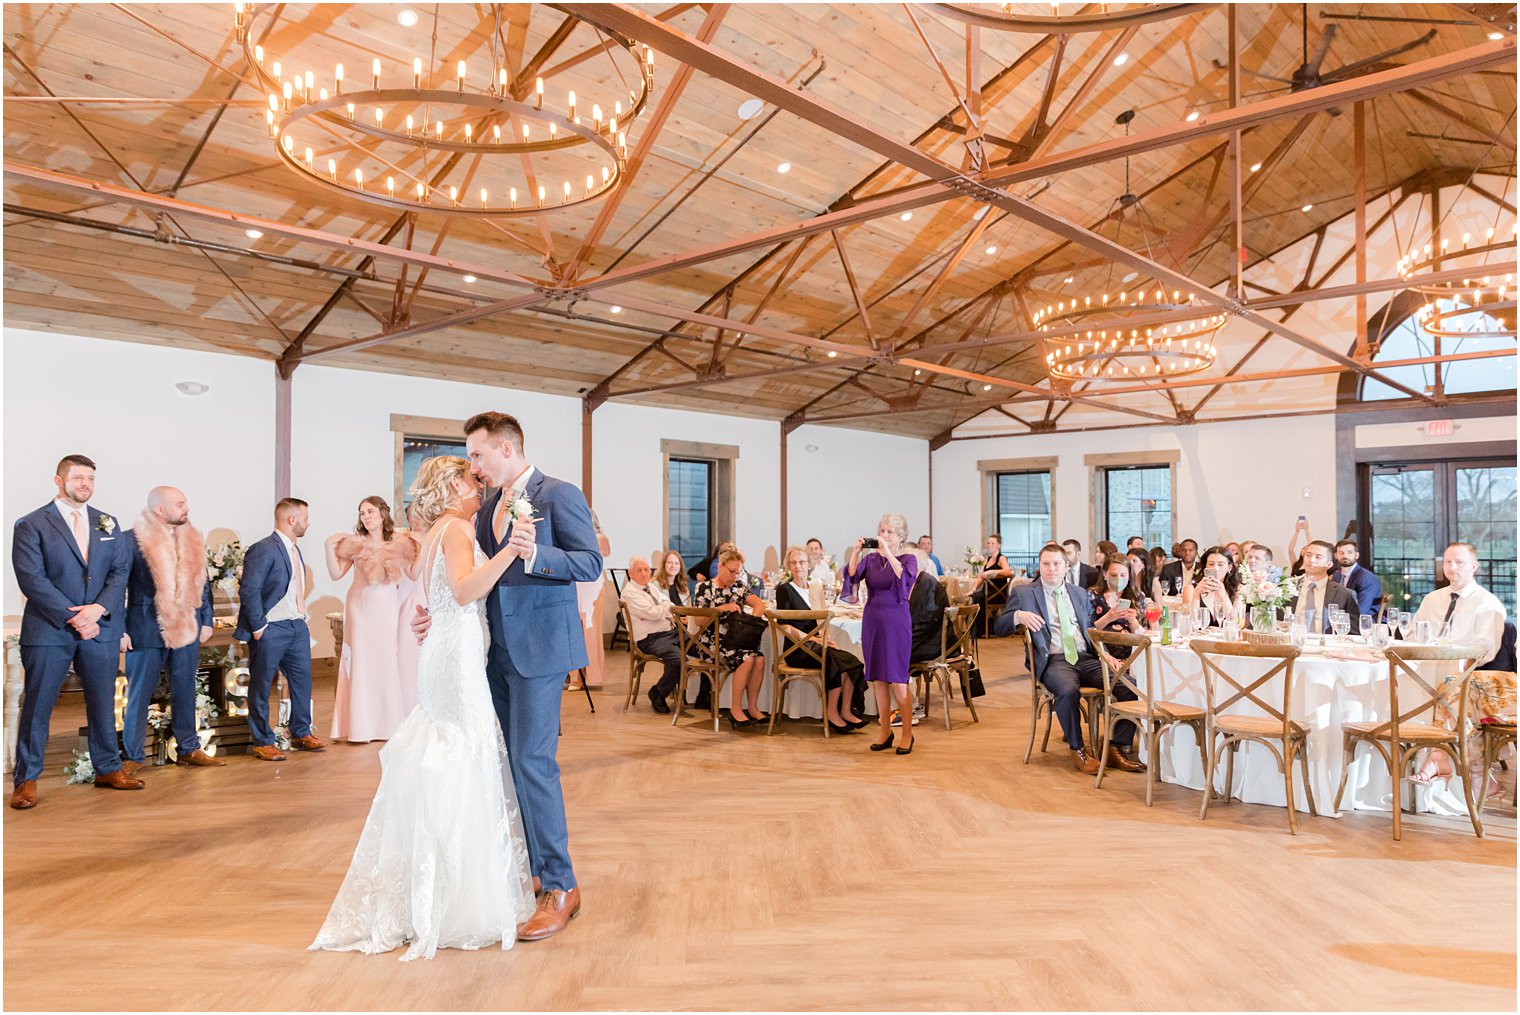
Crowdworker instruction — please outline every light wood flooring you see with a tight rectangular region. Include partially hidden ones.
[4,639,1515,1012]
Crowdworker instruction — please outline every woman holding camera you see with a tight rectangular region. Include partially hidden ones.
[844,514,920,755]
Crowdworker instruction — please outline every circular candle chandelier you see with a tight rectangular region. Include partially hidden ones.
[925,3,1213,32]
[1396,228,1517,340]
[233,3,655,216]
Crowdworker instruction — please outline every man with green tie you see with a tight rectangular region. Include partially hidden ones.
[995,542,1143,776]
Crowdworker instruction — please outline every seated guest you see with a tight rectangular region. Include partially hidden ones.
[805,537,833,586]
[1146,545,1168,600]
[1332,538,1383,618]
[1243,542,1273,576]
[1412,542,1506,663]
[1062,539,1099,590]
[693,548,769,728]
[994,544,1142,775]
[1182,546,1242,627]
[1225,541,1241,563]
[917,534,944,577]
[1158,539,1202,597]
[687,540,733,583]
[1126,535,1146,553]
[1095,540,1120,571]
[653,548,689,606]
[776,545,866,733]
[1286,518,1311,577]
[1288,540,1359,634]
[1125,548,1152,607]
[908,557,950,663]
[621,556,685,714]
[1090,556,1143,657]
[969,534,1013,635]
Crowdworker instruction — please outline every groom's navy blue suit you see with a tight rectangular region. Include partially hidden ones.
[11,501,130,785]
[477,468,603,893]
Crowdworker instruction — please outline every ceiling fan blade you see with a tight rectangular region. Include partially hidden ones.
[1321,28,1438,82]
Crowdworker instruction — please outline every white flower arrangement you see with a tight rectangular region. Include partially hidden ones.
[1241,567,1303,611]
[207,538,246,588]
[964,546,984,568]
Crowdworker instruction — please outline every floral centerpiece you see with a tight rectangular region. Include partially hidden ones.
[206,538,245,589]
[963,546,984,570]
[1240,567,1303,630]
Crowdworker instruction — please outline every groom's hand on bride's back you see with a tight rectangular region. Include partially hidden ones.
[411,604,432,644]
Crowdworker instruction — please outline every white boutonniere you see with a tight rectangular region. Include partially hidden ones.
[96,515,116,534]
[505,495,542,523]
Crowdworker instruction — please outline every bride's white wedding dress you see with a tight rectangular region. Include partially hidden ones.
[311,524,535,961]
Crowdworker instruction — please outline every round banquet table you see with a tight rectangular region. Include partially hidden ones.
[1136,635,1473,818]
[684,609,872,719]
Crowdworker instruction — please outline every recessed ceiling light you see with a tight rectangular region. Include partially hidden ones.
[245,228,263,239]
[737,98,764,120]
[462,274,477,283]
[827,350,838,358]
[982,384,993,391]
[985,244,998,255]
[1301,203,1313,212]
[1122,271,1139,282]
[175,381,210,396]
[1250,162,1262,172]
[609,305,622,314]
[1489,31,1505,40]
[1064,276,1074,284]
[1113,52,1129,67]
[776,161,791,174]
[914,369,923,376]
[1185,110,1199,122]
[900,211,913,222]
[397,9,419,27]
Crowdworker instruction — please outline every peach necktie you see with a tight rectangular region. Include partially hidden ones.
[493,494,509,543]
[71,509,89,564]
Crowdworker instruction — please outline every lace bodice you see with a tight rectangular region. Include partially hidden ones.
[416,524,494,728]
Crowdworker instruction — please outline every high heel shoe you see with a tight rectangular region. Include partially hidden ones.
[828,721,858,735]
[748,713,771,725]
[725,711,752,730]
[896,735,915,756]
[845,718,869,730]
[869,732,895,752]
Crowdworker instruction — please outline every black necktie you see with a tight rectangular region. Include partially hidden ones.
[1443,591,1460,626]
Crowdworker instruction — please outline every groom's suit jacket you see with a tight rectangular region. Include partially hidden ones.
[477,469,604,678]
[12,502,129,646]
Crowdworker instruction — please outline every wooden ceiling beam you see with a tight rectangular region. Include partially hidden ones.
[830,227,879,349]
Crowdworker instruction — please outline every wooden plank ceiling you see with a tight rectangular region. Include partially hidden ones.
[4,3,1516,438]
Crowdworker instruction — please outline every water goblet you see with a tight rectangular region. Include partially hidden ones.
[1332,613,1351,640]
[1413,619,1433,643]
[1289,618,1307,649]
[1222,618,1240,642]
[1397,611,1413,641]
[1358,614,1373,639]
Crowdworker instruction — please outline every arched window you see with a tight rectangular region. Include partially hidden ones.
[1360,297,1516,401]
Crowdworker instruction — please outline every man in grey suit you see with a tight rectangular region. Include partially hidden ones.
[415,411,603,942]
[995,543,1142,776]
[1289,540,1360,633]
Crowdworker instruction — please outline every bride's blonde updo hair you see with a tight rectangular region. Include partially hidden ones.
[409,455,473,529]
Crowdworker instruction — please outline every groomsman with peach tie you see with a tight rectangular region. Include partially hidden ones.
[10,454,136,809]
[235,498,326,761]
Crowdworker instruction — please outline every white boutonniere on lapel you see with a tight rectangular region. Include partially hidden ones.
[505,495,542,523]
[96,515,116,535]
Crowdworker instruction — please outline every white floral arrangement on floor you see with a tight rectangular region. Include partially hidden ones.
[62,750,94,784]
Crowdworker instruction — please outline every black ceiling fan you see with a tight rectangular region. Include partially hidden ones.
[1214,5,1437,114]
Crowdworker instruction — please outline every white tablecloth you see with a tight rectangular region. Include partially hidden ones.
[1139,638,1469,817]
[684,613,868,720]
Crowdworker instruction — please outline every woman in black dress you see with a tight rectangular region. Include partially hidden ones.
[775,545,867,733]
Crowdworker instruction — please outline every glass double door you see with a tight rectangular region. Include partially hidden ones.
[1363,458,1516,615]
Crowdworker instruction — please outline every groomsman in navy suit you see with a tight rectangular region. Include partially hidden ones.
[10,454,137,809]
[120,486,224,772]
[234,498,326,761]
[1331,538,1383,618]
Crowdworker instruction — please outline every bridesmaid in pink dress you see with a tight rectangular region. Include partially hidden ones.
[323,497,419,743]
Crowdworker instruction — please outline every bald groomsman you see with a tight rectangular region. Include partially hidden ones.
[120,486,223,773]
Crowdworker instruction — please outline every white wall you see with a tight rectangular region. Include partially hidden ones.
[786,424,930,562]
[929,414,1339,565]
[3,327,274,612]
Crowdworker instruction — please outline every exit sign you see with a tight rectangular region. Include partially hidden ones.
[1427,420,1453,437]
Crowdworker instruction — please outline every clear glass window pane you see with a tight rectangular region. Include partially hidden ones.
[1456,465,1517,615]
[667,458,712,561]
[401,437,470,514]
[995,471,1051,573]
[1104,465,1171,550]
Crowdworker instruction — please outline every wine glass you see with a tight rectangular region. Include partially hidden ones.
[1397,611,1413,641]
[1192,606,1209,634]
[1358,614,1372,640]
[1332,612,1351,640]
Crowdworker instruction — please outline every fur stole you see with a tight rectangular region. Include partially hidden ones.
[134,511,208,649]
[335,532,418,586]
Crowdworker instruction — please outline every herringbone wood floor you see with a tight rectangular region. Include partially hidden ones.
[4,639,1515,1011]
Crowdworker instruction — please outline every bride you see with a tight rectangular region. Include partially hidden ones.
[311,456,536,961]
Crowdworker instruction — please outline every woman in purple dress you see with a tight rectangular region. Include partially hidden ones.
[843,514,919,755]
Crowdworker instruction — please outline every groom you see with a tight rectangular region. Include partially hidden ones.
[428,410,603,941]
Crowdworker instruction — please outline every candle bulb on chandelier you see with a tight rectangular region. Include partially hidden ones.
[480,187,488,208]
[334,62,343,94]
[492,124,501,142]
[416,182,426,201]
[374,107,383,127]
[567,90,576,121]
[304,70,314,93]
[601,165,610,184]
[254,45,264,66]
[456,60,466,92]
[372,57,381,89]
[413,57,422,88]
[537,185,545,207]
[272,61,282,81]
[387,176,395,197]
[267,92,278,112]
[319,87,328,100]
[354,167,363,188]
[435,120,443,139]
[534,77,544,109]
[303,146,313,170]
[464,123,473,142]
[563,180,571,203]
[608,115,618,137]
[593,104,603,129]
[265,109,276,137]
[585,174,594,194]
[449,185,458,207]
[281,134,292,154]
[521,123,530,140]
[498,68,508,92]
[282,81,292,110]
[548,122,557,139]
[406,114,415,135]
[328,158,337,180]
[347,101,355,116]
[509,186,517,209]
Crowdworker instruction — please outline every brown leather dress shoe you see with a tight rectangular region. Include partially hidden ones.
[94,769,145,791]
[1071,748,1100,775]
[517,887,581,942]
[1105,745,1146,773]
[10,781,37,810]
[177,749,226,767]
[291,734,326,751]
[121,760,144,777]
[250,744,287,762]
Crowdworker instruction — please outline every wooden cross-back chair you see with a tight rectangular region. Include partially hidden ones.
[910,604,980,730]
[1088,627,1206,805]
[762,609,833,738]
[1332,641,1488,840]
[1191,639,1317,835]
[668,606,728,733]
[619,602,662,712]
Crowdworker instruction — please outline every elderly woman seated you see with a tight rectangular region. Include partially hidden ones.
[693,547,769,729]
[775,545,868,733]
